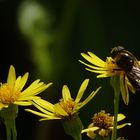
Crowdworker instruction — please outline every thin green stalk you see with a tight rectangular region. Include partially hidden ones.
[0,104,18,140]
[5,121,11,140]
[5,119,17,140]
[12,119,17,140]
[110,76,120,140]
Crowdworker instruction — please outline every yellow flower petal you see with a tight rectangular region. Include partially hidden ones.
[82,123,99,139]
[112,113,126,122]
[21,79,42,94]
[75,79,89,103]
[81,126,99,133]
[54,103,68,116]
[25,84,49,97]
[14,101,32,106]
[98,129,108,137]
[17,96,40,100]
[21,82,52,97]
[126,78,136,94]
[39,116,61,121]
[18,72,29,90]
[80,86,101,108]
[87,52,106,66]
[109,123,131,129]
[97,73,115,78]
[85,68,109,74]
[62,85,71,102]
[81,126,100,133]
[33,99,55,113]
[7,65,16,86]
[120,76,129,105]
[81,52,105,67]
[117,114,126,122]
[25,109,51,118]
[116,123,131,129]
[87,131,96,139]
[14,76,22,90]
[31,100,55,116]
[79,60,105,70]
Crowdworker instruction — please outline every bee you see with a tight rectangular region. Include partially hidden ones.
[111,46,140,90]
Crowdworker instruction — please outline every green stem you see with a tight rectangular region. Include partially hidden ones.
[0,104,18,140]
[5,119,17,140]
[12,119,17,140]
[110,76,120,140]
[5,121,11,140]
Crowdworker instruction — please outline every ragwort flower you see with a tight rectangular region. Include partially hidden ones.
[25,79,101,120]
[0,65,52,109]
[81,110,131,139]
[79,51,135,105]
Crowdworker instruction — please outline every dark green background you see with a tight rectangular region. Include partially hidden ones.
[0,0,140,140]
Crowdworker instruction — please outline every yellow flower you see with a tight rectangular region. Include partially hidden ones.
[81,110,131,139]
[25,79,101,120]
[79,52,135,105]
[0,65,52,109]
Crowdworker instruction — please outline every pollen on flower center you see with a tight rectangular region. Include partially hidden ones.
[92,110,113,129]
[59,98,75,115]
[106,57,124,76]
[0,83,20,105]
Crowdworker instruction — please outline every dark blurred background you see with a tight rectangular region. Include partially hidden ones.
[0,0,140,140]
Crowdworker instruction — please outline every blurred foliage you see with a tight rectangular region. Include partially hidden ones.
[18,0,53,80]
[0,0,140,140]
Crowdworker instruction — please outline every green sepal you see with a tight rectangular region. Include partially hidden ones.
[62,114,83,140]
[0,104,18,140]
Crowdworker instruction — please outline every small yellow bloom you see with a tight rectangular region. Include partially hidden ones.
[81,110,131,139]
[0,65,52,109]
[25,79,101,120]
[79,52,135,105]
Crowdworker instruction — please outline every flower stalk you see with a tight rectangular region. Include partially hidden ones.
[110,76,120,140]
[0,104,18,140]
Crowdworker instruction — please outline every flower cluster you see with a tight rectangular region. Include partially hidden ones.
[25,79,101,120]
[82,110,131,139]
[0,46,135,140]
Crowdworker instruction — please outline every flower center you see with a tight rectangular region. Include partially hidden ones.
[59,98,75,115]
[0,83,20,105]
[92,110,113,129]
[92,110,113,137]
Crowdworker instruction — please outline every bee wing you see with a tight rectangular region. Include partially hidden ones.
[127,66,140,90]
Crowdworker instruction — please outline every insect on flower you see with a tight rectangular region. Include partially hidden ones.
[111,46,140,90]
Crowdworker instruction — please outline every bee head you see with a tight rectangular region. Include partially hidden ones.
[111,46,125,58]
